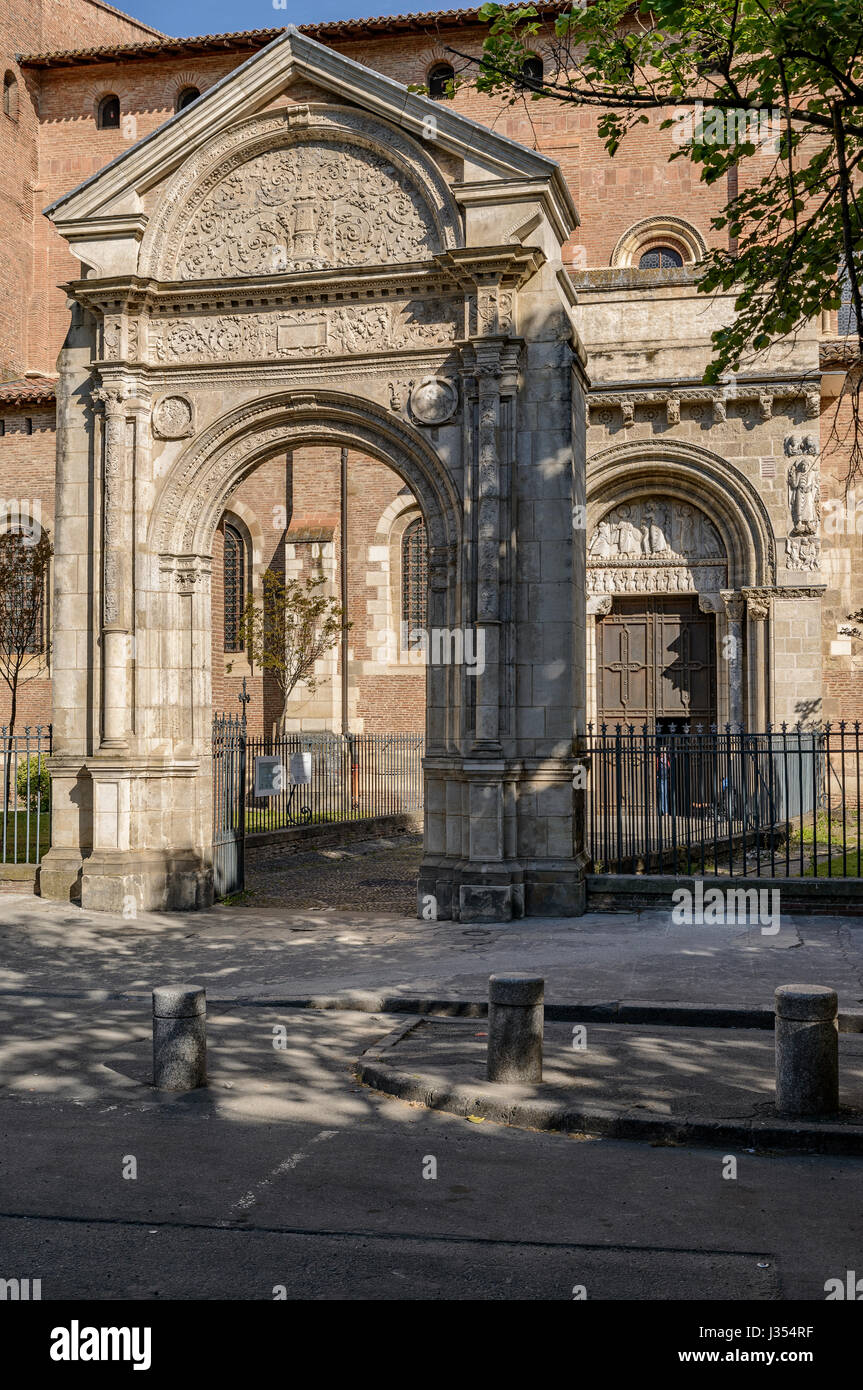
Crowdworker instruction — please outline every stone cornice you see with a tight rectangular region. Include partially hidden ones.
[65,246,544,316]
[44,27,577,242]
[65,259,469,314]
[435,245,546,291]
[587,377,821,423]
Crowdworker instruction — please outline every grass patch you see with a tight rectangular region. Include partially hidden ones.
[805,849,863,877]
[0,809,50,864]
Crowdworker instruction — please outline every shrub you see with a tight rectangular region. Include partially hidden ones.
[15,754,50,810]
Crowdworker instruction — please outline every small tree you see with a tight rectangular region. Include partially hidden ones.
[237,568,347,734]
[0,530,52,811]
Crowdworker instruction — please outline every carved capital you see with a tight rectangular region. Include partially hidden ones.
[720,590,745,622]
[92,385,129,418]
[160,553,212,593]
[746,592,771,621]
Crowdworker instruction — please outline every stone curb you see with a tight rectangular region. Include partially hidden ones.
[1,985,862,1033]
[355,1027,863,1156]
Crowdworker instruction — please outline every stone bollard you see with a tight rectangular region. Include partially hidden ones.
[774,984,838,1117]
[152,985,207,1091]
[487,974,544,1083]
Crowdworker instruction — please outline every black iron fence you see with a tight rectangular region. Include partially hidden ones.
[212,713,246,898]
[244,731,425,834]
[0,725,51,865]
[586,723,862,878]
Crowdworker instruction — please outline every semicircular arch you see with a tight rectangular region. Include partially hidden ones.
[139,104,463,281]
[149,390,461,572]
[586,438,776,589]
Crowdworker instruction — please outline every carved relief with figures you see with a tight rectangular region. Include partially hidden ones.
[175,139,439,279]
[149,299,459,363]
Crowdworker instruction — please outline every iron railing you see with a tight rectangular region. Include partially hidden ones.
[586,722,862,878]
[212,713,246,897]
[244,731,425,834]
[0,724,51,865]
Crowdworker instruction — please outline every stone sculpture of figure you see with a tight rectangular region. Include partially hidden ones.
[787,444,819,536]
[675,504,696,557]
[588,519,614,559]
[700,520,724,559]
[615,505,643,556]
[644,508,669,554]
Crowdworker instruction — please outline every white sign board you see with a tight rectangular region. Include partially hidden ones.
[253,756,282,798]
[289,751,312,786]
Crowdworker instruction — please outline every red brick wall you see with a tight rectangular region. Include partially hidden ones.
[1,0,160,377]
[210,445,425,735]
[0,402,55,726]
[3,16,861,732]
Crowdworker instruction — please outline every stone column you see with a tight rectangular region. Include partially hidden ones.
[473,356,503,756]
[721,591,745,728]
[92,384,132,749]
[39,303,98,903]
[586,595,612,728]
[746,592,771,731]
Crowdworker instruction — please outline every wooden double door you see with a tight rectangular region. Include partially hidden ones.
[596,596,717,728]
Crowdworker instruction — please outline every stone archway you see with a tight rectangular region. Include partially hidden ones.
[40,27,587,919]
[586,441,778,730]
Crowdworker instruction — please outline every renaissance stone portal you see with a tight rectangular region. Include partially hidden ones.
[39,28,588,921]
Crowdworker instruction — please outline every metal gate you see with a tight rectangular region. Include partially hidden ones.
[212,712,246,897]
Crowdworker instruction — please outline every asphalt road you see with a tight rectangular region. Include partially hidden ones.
[0,1004,860,1301]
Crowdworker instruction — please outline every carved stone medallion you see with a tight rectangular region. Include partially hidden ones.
[152,395,195,440]
[409,377,458,426]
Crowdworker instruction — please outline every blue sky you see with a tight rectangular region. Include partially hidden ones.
[119,0,432,39]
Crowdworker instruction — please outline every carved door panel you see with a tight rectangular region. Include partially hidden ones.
[655,600,716,721]
[597,597,716,726]
[597,607,652,723]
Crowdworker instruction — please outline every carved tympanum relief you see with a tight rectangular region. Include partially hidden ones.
[175,140,439,279]
[587,497,727,596]
[148,299,459,363]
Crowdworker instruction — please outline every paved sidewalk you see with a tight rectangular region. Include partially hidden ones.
[1,889,863,1009]
[357,1015,863,1152]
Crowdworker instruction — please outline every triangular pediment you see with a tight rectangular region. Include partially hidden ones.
[45,25,577,271]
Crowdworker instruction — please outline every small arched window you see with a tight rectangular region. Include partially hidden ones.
[176,86,200,112]
[223,524,246,654]
[0,528,47,654]
[520,55,544,88]
[3,71,18,121]
[401,518,428,633]
[428,63,455,100]
[97,94,121,129]
[638,245,684,269]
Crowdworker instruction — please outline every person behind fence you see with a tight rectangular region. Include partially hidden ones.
[657,743,671,814]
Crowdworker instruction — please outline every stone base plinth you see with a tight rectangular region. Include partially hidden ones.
[418,859,585,922]
[80,851,213,914]
[39,848,86,903]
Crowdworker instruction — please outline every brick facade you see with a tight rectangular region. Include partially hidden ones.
[2,10,862,732]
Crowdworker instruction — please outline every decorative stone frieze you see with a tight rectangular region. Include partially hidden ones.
[587,380,823,425]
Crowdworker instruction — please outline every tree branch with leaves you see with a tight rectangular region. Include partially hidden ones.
[453,0,863,482]
[236,568,348,735]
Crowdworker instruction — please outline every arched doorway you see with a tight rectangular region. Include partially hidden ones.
[586,442,778,734]
[588,496,726,729]
[41,30,586,918]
